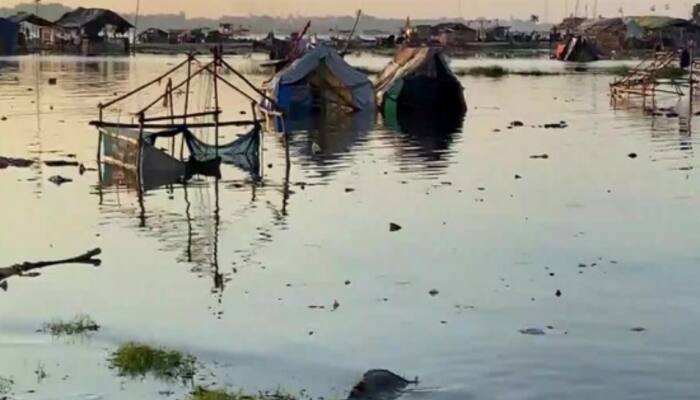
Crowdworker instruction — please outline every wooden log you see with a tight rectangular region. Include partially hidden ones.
[0,248,102,287]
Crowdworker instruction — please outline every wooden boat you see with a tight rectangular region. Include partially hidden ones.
[375,47,467,116]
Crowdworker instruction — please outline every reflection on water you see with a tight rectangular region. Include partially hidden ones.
[3,55,700,400]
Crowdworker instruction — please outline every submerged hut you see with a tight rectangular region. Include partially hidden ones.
[0,17,19,56]
[55,7,133,55]
[554,35,602,62]
[375,47,466,116]
[576,18,627,55]
[263,46,374,118]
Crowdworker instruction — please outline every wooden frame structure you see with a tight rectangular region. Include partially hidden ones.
[90,47,288,191]
[610,49,700,111]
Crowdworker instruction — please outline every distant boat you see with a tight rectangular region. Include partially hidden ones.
[554,35,601,62]
[262,46,375,121]
[375,46,467,116]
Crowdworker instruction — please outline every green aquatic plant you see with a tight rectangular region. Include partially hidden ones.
[190,387,298,400]
[605,65,632,76]
[109,343,197,381]
[40,315,100,336]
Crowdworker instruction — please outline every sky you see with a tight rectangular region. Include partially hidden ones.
[5,0,698,21]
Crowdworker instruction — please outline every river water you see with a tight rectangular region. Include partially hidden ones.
[1,54,700,400]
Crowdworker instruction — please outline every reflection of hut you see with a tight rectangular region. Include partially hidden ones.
[7,12,61,52]
[138,27,168,43]
[55,7,134,55]
[0,17,19,55]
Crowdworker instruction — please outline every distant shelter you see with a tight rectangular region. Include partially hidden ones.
[7,12,62,53]
[138,27,168,43]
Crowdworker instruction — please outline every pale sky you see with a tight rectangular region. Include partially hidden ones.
[6,0,697,21]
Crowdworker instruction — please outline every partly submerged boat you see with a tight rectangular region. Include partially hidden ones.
[375,47,467,116]
[262,46,375,120]
[554,35,601,62]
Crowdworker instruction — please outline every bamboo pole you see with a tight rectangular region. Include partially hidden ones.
[100,57,190,109]
[138,60,214,116]
[213,47,221,156]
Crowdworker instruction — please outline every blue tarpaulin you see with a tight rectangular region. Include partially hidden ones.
[0,17,19,56]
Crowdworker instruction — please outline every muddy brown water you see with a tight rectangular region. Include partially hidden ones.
[1,54,700,399]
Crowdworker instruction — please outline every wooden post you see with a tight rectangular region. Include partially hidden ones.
[213,47,220,156]
[181,54,193,161]
[137,113,146,227]
[167,78,175,155]
[96,105,103,163]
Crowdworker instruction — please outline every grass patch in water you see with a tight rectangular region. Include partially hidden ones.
[40,315,100,336]
[110,343,197,381]
[190,387,298,400]
[461,65,508,78]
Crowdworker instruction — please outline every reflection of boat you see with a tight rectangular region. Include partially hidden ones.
[375,46,466,116]
[384,107,464,153]
[262,46,375,120]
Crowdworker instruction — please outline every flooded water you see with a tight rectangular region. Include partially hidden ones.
[2,54,700,400]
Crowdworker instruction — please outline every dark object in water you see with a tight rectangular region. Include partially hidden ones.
[48,78,57,85]
[44,160,80,167]
[519,328,546,335]
[377,47,466,117]
[348,369,418,400]
[530,154,549,159]
[429,289,439,296]
[48,175,72,185]
[510,120,524,127]
[389,223,402,232]
[515,174,522,179]
[0,156,33,169]
[631,327,647,333]
[555,289,562,297]
[628,152,638,159]
[1,116,6,121]
[554,36,601,63]
[544,122,567,129]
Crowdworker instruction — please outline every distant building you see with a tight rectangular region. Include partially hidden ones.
[485,25,511,42]
[55,7,134,55]
[7,12,62,52]
[431,23,477,46]
[138,27,168,43]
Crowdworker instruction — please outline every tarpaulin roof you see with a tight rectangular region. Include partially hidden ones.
[55,7,133,34]
[624,16,697,31]
[577,18,626,35]
[7,12,57,28]
[267,46,374,111]
[374,47,460,104]
[0,17,19,56]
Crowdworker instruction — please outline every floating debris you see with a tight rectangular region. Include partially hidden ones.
[190,387,298,400]
[349,369,418,400]
[48,175,73,185]
[0,156,33,169]
[428,289,439,296]
[48,78,57,85]
[631,327,647,333]
[510,120,524,127]
[514,174,522,179]
[628,153,638,159]
[345,188,356,193]
[44,160,80,167]
[544,121,568,129]
[332,299,340,311]
[0,116,6,121]
[344,280,351,286]
[530,154,549,159]
[555,289,562,297]
[519,328,546,335]
[389,223,402,232]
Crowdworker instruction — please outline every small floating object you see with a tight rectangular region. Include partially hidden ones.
[48,78,57,85]
[555,289,562,297]
[510,120,524,127]
[631,327,647,333]
[428,289,439,296]
[530,154,549,159]
[48,175,72,185]
[628,152,638,159]
[389,223,402,232]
